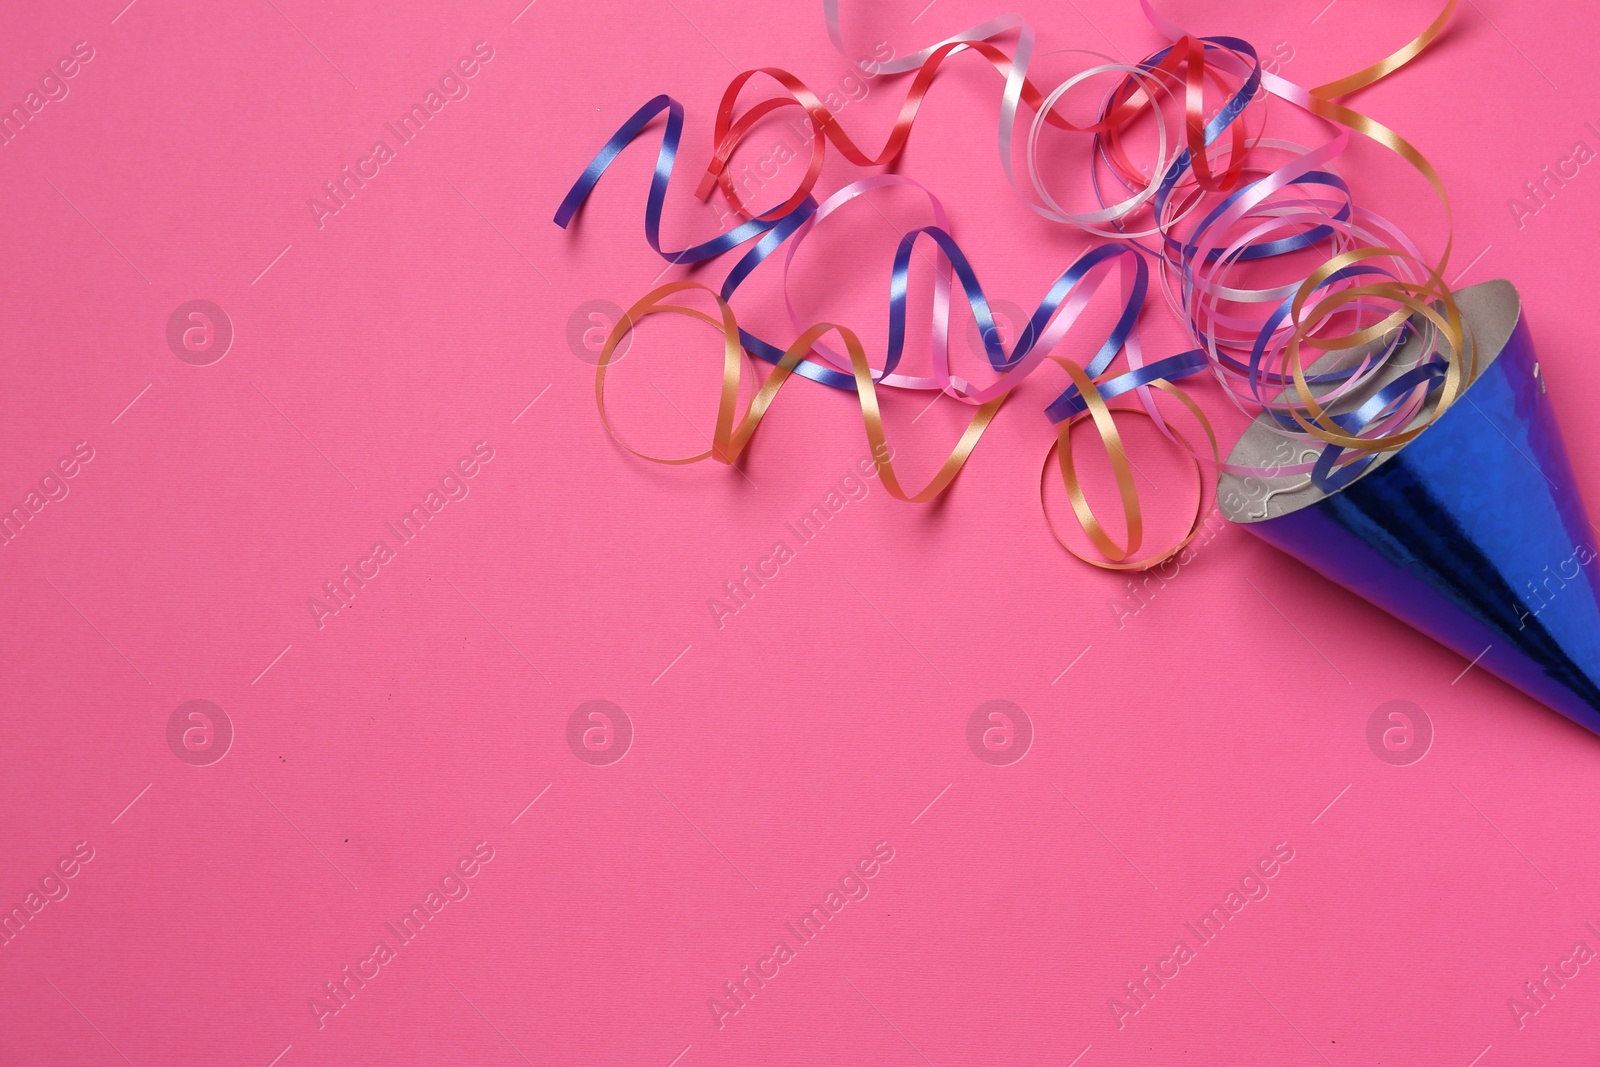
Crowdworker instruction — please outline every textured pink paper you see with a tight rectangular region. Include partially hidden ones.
[3,0,1599,1064]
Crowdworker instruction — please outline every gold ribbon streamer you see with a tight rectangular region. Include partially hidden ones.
[594,281,1005,503]
[1310,0,1459,100]
[590,0,1468,570]
[1042,360,1218,570]
[1275,0,1473,455]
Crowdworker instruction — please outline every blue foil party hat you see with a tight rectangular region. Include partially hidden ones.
[1222,280,1600,734]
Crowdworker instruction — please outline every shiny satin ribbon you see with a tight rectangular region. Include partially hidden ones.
[707,24,1263,233]
[692,36,1179,223]
[544,79,1289,562]
[818,3,1468,477]
[561,117,1211,558]
[558,1,1465,571]
[593,278,1214,553]
[723,175,1157,414]
[554,113,1175,428]
[1129,2,1470,475]
[553,94,787,264]
[594,281,1005,503]
[797,9,1462,472]
[707,170,1214,493]
[1042,360,1217,570]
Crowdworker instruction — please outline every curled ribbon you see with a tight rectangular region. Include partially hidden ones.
[1043,362,1217,570]
[593,281,1005,503]
[557,0,1467,571]
[817,0,1469,480]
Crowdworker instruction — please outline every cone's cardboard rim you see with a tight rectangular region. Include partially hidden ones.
[1220,278,1523,525]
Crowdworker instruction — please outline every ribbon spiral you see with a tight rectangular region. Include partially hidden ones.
[555,0,1467,570]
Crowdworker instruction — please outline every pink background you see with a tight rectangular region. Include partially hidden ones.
[3,0,1599,1063]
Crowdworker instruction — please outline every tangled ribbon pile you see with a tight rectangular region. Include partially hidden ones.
[554,0,1468,569]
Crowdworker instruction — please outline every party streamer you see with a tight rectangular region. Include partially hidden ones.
[813,0,1467,465]
[555,0,1463,570]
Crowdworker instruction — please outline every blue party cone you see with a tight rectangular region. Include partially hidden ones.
[1222,280,1600,734]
